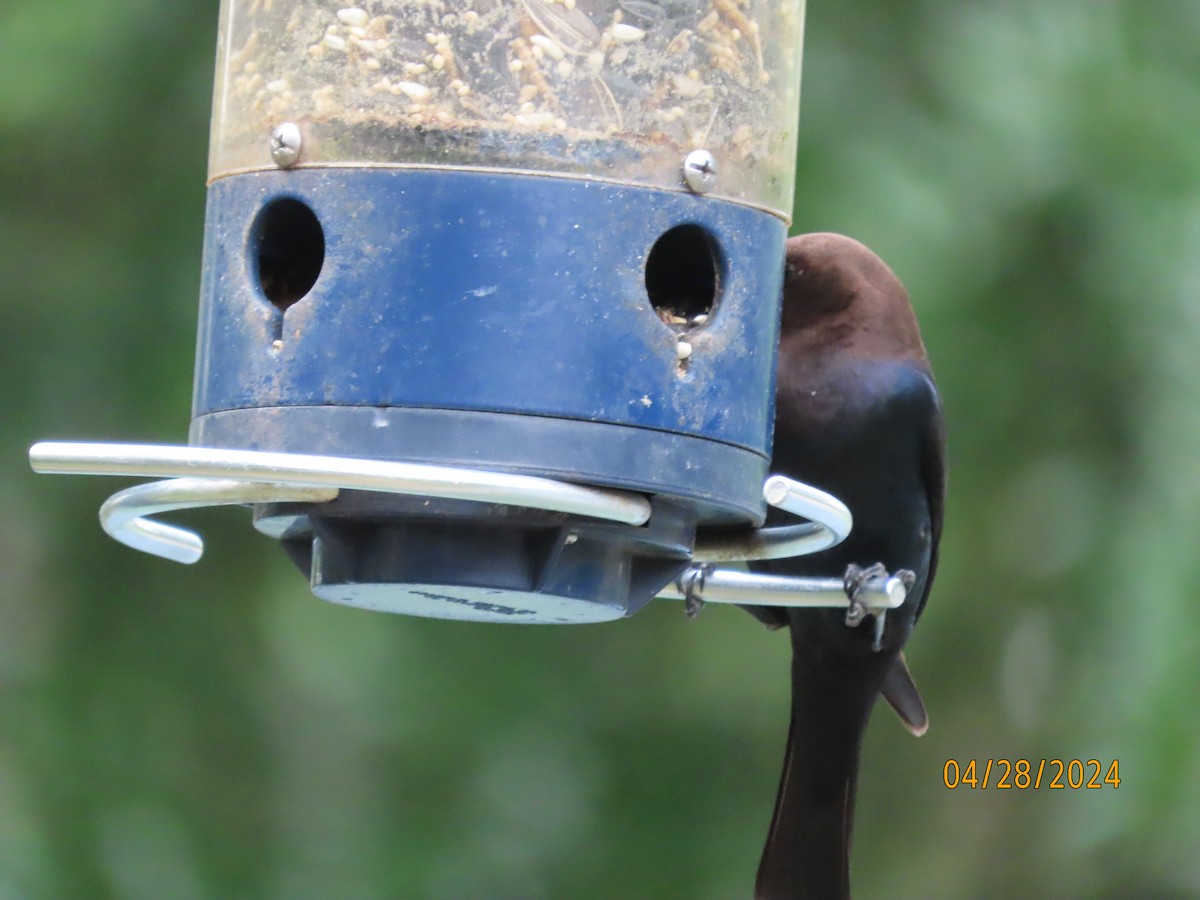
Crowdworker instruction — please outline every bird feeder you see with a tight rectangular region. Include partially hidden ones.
[30,0,910,623]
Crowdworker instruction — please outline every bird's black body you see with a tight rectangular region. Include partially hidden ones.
[749,234,945,899]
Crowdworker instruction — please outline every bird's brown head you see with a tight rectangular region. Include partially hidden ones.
[780,232,927,364]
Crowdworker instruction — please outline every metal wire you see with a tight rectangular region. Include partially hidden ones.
[656,570,906,609]
[31,442,651,524]
[28,441,891,608]
[98,478,338,564]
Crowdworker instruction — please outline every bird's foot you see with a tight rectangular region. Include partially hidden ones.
[678,563,715,620]
[843,562,888,628]
[846,566,917,652]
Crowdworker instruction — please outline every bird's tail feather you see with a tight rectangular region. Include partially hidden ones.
[881,651,929,737]
[754,710,858,900]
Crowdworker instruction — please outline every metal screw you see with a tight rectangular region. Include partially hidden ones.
[270,123,302,168]
[682,149,717,194]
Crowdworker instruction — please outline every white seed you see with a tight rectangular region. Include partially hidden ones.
[394,81,431,102]
[515,110,558,128]
[363,57,381,69]
[672,73,703,97]
[611,23,645,42]
[431,53,445,70]
[555,59,573,77]
[337,7,369,27]
[322,33,347,51]
[266,78,288,92]
[530,34,565,61]
[691,314,708,325]
[508,58,524,73]
[676,341,693,361]
[564,0,576,9]
[464,10,480,27]
[517,84,540,103]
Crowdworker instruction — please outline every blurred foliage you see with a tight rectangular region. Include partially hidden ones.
[3,0,1199,897]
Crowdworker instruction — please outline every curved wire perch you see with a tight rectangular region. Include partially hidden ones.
[692,476,852,562]
[30,442,651,525]
[30,442,873,608]
[666,475,893,608]
[99,479,340,564]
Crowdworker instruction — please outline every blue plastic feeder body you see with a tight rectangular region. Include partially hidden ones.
[190,167,786,622]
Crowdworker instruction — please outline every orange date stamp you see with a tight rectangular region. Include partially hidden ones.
[943,759,1120,790]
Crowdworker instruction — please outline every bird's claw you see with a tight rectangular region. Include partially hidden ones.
[843,562,887,628]
[845,562,908,652]
[871,609,887,652]
[679,564,714,620]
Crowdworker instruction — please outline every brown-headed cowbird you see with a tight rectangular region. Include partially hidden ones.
[748,233,945,899]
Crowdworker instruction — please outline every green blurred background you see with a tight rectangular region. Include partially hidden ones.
[3,1,1199,897]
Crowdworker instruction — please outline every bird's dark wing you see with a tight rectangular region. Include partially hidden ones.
[876,366,942,734]
[910,367,946,625]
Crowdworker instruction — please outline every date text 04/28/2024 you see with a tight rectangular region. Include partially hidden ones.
[943,759,1121,790]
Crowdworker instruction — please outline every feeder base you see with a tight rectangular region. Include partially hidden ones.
[262,491,695,623]
[315,584,624,623]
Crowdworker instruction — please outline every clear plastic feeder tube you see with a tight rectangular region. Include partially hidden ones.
[209,0,806,218]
